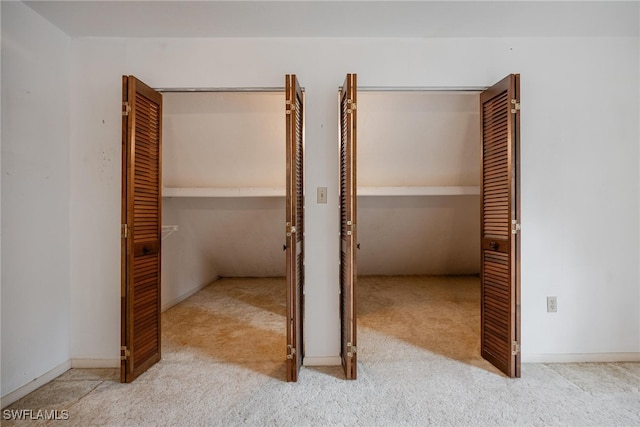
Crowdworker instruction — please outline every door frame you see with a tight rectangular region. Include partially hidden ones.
[346,80,521,378]
[122,84,304,383]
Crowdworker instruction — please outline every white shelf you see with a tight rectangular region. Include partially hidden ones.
[163,187,285,198]
[358,186,480,196]
[163,186,479,198]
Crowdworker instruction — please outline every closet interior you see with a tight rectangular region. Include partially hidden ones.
[161,90,287,306]
[160,90,290,373]
[357,90,481,275]
[354,89,484,368]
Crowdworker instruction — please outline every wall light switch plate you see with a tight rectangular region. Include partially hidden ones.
[317,187,327,204]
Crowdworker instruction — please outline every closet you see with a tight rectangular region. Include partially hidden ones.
[120,75,305,383]
[338,74,521,379]
[357,89,482,274]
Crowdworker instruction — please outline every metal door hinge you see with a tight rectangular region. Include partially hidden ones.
[285,100,296,114]
[346,220,356,236]
[286,345,296,360]
[511,341,521,356]
[121,224,128,238]
[121,346,130,361]
[286,224,297,237]
[122,102,131,116]
[511,99,520,114]
[347,342,357,357]
[346,99,356,114]
[511,220,521,234]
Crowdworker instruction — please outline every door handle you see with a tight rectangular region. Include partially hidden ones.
[489,241,499,251]
[143,245,151,255]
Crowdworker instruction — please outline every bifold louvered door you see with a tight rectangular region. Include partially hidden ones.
[121,76,163,383]
[285,75,305,382]
[480,74,521,378]
[339,73,358,380]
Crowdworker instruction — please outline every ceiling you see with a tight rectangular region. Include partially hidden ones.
[24,1,639,38]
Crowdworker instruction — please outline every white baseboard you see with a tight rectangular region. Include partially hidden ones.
[1,360,71,409]
[303,356,342,366]
[523,352,640,363]
[162,281,213,312]
[71,358,120,369]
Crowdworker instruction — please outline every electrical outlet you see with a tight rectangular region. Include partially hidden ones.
[317,187,327,204]
[547,296,557,313]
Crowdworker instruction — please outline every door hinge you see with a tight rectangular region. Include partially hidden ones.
[511,341,521,356]
[122,224,128,239]
[120,346,130,361]
[346,220,356,236]
[347,342,357,357]
[511,99,520,114]
[122,102,131,116]
[511,220,521,234]
[285,100,296,115]
[286,345,296,360]
[346,99,357,114]
[286,222,297,237]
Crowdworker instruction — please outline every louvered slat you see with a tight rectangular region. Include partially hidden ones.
[294,86,304,377]
[339,74,357,380]
[482,250,510,367]
[132,254,160,363]
[480,74,520,378]
[482,91,510,240]
[340,86,348,373]
[285,75,305,382]
[481,89,511,370]
[122,76,162,383]
[133,93,160,244]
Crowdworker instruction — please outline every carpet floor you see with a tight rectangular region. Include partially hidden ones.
[3,276,639,426]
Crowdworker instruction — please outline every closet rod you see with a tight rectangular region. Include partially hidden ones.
[155,87,302,93]
[354,86,486,92]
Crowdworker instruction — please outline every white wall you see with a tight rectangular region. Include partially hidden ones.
[163,198,284,274]
[1,1,71,398]
[358,91,480,188]
[163,91,285,188]
[161,198,220,311]
[358,91,480,275]
[68,39,126,363]
[161,91,286,308]
[358,196,480,275]
[69,36,639,365]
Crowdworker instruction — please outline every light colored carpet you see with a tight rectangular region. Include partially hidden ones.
[3,276,639,426]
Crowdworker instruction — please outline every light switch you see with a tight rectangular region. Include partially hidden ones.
[317,187,327,204]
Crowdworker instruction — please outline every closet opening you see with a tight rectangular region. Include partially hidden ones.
[161,88,288,378]
[356,88,486,371]
[339,74,521,379]
[121,76,305,383]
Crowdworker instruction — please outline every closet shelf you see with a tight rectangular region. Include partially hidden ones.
[163,186,479,198]
[358,186,480,196]
[163,187,285,198]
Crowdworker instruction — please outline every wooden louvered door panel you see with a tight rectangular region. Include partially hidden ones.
[339,73,357,380]
[480,74,521,378]
[121,76,163,383]
[285,75,305,382]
